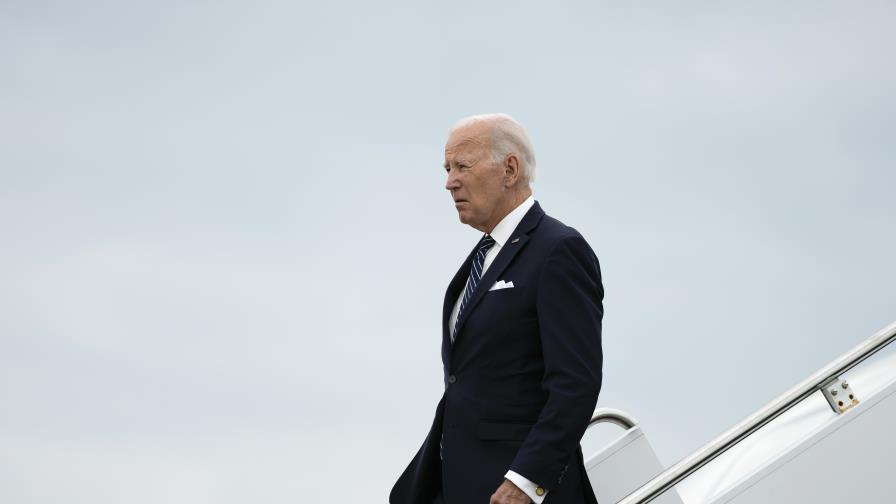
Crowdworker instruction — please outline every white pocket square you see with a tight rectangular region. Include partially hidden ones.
[488,280,515,291]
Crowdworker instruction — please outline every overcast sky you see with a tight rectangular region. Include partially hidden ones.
[2,1,895,502]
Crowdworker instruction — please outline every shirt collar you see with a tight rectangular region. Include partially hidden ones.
[488,195,535,248]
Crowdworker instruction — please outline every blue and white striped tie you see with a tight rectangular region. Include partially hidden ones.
[451,234,496,343]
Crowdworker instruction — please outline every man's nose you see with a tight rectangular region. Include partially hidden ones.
[445,169,461,191]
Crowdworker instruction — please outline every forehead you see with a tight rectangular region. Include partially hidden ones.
[445,123,491,159]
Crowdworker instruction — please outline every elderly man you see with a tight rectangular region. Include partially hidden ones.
[390,114,603,504]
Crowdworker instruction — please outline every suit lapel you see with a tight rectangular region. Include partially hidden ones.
[442,245,478,364]
[451,202,545,345]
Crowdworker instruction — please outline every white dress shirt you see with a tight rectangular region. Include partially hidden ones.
[447,194,547,503]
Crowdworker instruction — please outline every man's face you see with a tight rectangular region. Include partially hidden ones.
[444,124,507,232]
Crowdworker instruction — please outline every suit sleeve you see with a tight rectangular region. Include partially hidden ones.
[508,233,604,490]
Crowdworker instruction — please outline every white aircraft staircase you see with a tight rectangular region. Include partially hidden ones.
[583,320,896,504]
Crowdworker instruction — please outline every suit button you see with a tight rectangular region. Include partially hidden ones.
[447,375,457,384]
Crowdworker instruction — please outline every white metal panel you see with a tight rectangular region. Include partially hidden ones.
[675,393,835,503]
[708,375,896,503]
[584,426,684,504]
[619,321,896,504]
[675,343,896,503]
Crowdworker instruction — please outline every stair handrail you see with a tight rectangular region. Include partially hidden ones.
[617,319,896,504]
[588,408,639,430]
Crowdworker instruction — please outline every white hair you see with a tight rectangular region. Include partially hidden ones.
[450,113,537,183]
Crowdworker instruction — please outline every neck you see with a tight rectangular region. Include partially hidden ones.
[481,186,532,234]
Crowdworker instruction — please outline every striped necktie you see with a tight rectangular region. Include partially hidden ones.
[452,234,496,343]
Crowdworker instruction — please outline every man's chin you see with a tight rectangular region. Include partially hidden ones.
[456,212,484,231]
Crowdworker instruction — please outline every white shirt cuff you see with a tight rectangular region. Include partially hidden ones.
[505,470,547,503]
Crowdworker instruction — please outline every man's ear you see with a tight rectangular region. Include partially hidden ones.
[503,154,521,187]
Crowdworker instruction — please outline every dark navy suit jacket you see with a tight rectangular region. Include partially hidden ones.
[390,202,603,504]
